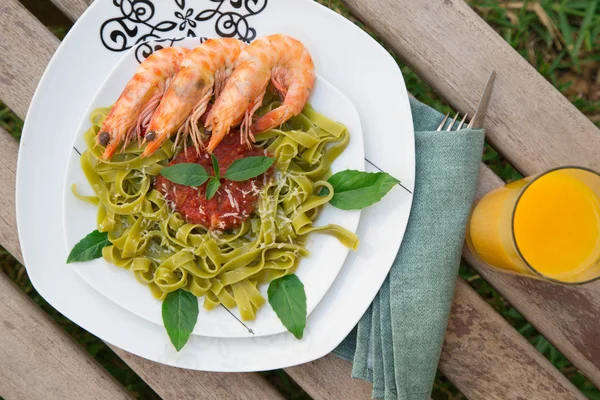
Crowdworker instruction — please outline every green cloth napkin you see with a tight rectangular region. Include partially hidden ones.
[333,98,485,400]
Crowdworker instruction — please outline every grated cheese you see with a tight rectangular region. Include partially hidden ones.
[224,188,240,212]
[221,212,240,218]
[237,186,252,198]
[250,180,260,195]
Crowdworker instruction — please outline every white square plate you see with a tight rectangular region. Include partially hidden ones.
[17,0,414,371]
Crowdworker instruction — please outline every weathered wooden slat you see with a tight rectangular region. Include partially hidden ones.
[112,349,283,400]
[285,354,373,399]
[0,0,60,118]
[0,125,131,400]
[341,0,600,388]
[342,0,600,174]
[442,279,585,400]
[2,0,589,398]
[0,274,132,400]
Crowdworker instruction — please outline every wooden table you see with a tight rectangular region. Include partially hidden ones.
[1,1,598,399]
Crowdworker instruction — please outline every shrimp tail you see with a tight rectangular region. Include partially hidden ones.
[251,104,294,134]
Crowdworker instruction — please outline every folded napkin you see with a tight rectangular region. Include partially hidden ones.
[334,98,485,400]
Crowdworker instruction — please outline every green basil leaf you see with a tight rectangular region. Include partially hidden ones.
[160,163,209,187]
[66,230,110,263]
[224,156,274,181]
[268,274,306,339]
[327,170,399,210]
[211,153,220,177]
[162,289,199,352]
[206,178,221,200]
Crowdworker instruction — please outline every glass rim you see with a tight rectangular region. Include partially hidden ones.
[510,165,600,285]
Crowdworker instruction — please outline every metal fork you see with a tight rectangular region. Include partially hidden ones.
[437,70,497,132]
[436,111,469,131]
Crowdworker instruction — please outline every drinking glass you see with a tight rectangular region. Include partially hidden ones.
[466,167,600,284]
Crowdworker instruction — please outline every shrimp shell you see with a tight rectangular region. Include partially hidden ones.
[98,47,189,160]
[141,38,246,158]
[204,34,315,152]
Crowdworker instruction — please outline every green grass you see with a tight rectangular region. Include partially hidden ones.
[1,0,599,399]
[0,105,23,140]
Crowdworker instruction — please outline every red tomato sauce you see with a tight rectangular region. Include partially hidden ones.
[155,132,270,230]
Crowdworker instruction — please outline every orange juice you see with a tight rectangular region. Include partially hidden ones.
[467,167,600,284]
[513,171,600,278]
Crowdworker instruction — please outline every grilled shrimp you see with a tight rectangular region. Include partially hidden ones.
[98,47,189,159]
[204,34,315,152]
[140,38,246,157]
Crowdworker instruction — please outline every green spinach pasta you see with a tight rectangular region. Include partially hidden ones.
[74,100,358,321]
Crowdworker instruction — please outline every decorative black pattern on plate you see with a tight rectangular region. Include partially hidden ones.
[100,0,267,60]
[195,0,267,42]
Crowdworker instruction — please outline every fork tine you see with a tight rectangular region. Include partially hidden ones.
[446,112,459,132]
[437,112,450,131]
[457,112,468,130]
